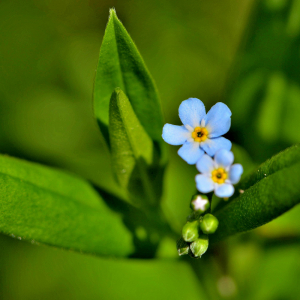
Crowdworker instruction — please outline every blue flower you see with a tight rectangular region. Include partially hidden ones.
[195,149,243,198]
[162,98,232,164]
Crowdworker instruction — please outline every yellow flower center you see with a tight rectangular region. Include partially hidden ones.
[191,127,208,142]
[212,168,227,184]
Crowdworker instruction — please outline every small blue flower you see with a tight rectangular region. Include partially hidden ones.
[162,98,232,164]
[195,149,243,198]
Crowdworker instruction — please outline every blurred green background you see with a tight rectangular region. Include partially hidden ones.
[1,0,300,299]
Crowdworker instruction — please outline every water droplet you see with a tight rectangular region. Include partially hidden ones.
[264,174,267,177]
[17,236,22,240]
[239,189,244,194]
[11,234,15,238]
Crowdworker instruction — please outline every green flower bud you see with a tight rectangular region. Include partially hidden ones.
[200,213,219,234]
[182,220,199,242]
[190,194,210,213]
[190,235,209,258]
[176,237,190,256]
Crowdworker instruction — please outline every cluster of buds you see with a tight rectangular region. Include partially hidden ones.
[177,194,219,258]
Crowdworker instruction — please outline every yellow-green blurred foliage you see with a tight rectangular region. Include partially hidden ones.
[1,0,300,299]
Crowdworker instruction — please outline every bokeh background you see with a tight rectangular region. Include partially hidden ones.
[1,0,300,299]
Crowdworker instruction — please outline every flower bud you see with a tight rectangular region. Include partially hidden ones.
[190,235,209,258]
[182,220,199,242]
[176,237,190,256]
[200,213,219,234]
[190,194,210,213]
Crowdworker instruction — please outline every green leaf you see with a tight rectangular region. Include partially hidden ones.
[94,9,164,151]
[211,144,300,243]
[238,144,300,190]
[0,154,134,257]
[0,236,208,300]
[109,88,162,206]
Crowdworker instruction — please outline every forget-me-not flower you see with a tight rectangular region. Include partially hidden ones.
[162,98,232,164]
[195,149,243,198]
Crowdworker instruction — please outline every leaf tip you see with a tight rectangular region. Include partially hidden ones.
[114,87,122,93]
[112,87,123,98]
[109,7,117,19]
[110,88,126,110]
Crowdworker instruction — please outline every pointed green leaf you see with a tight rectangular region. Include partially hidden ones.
[211,145,300,243]
[0,155,134,257]
[109,88,162,206]
[94,9,164,151]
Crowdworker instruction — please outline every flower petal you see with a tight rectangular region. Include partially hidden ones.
[196,154,214,174]
[215,184,234,198]
[195,174,214,193]
[204,102,231,138]
[178,141,204,165]
[229,164,243,184]
[215,149,234,168]
[201,137,232,157]
[162,124,190,145]
[179,98,206,128]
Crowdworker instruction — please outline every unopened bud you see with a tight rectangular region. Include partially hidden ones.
[190,194,210,213]
[200,213,219,234]
[190,235,209,258]
[182,220,199,242]
[176,237,190,256]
